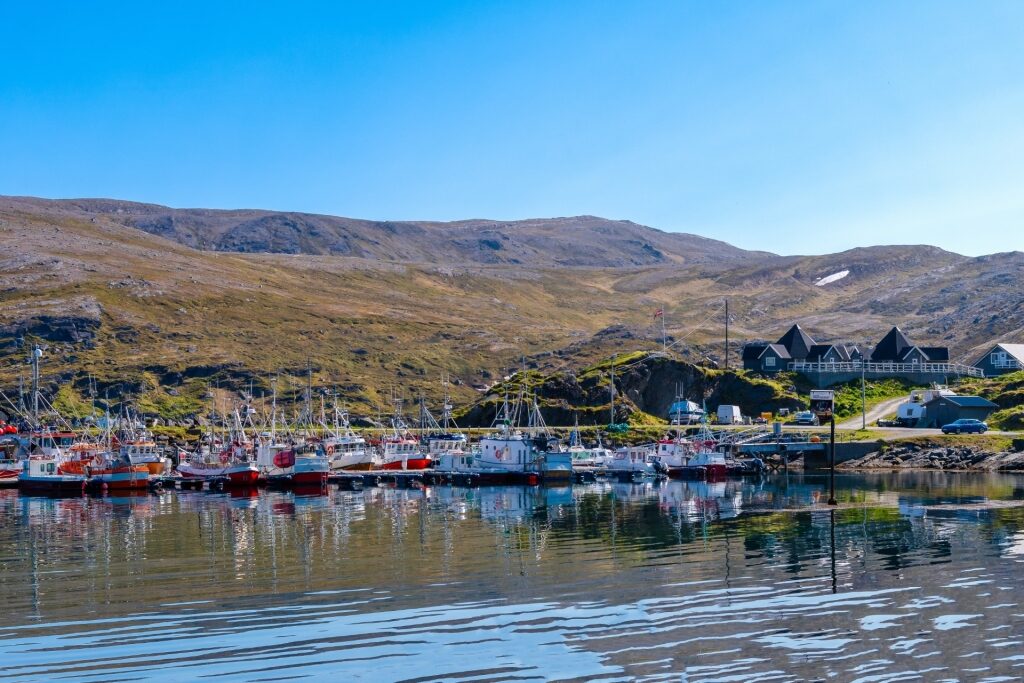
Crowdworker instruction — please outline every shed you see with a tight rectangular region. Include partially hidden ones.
[921,395,998,428]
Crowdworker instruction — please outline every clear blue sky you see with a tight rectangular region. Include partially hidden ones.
[2,1,1023,256]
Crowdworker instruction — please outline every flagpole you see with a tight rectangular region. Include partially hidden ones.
[662,310,666,351]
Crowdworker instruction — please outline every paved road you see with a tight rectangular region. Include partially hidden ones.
[836,396,907,430]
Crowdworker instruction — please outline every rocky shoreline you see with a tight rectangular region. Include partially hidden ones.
[839,440,1024,472]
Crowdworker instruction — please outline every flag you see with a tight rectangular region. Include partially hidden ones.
[653,308,664,319]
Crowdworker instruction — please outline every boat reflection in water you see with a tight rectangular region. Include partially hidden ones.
[4,473,1024,682]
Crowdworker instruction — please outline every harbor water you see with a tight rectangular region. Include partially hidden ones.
[3,473,1024,681]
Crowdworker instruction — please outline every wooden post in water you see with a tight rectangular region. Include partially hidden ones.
[828,415,837,506]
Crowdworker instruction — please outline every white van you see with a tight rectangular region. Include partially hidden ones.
[716,405,742,425]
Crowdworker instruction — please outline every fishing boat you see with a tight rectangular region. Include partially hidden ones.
[606,445,655,478]
[674,422,728,480]
[379,397,430,470]
[119,437,169,476]
[321,404,376,471]
[87,450,151,490]
[19,455,87,494]
[16,347,88,494]
[178,440,260,486]
[565,417,612,468]
[263,443,329,487]
[0,429,24,487]
[419,387,469,462]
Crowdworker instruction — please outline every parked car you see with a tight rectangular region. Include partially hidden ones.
[941,419,988,434]
[792,411,819,426]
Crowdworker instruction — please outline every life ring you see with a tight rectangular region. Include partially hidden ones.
[326,445,335,455]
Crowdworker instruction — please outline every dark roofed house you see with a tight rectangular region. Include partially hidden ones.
[743,342,791,374]
[742,324,816,373]
[921,395,998,428]
[870,326,915,362]
[973,343,1024,376]
[806,344,853,364]
[776,324,816,361]
[870,327,949,365]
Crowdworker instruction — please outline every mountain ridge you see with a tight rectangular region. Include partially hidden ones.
[1,195,1021,419]
[1,196,770,268]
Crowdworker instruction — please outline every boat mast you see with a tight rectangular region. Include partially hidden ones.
[608,353,616,425]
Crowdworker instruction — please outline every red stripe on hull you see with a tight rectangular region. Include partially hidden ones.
[381,458,431,471]
[291,471,328,485]
[228,470,260,486]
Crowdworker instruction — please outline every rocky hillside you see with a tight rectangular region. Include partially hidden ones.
[3,196,763,267]
[1,195,1022,423]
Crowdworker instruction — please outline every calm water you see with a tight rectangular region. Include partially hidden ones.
[3,473,1024,682]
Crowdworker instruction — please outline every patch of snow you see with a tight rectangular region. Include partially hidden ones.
[815,269,850,286]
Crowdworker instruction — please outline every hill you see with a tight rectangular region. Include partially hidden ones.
[3,196,764,267]
[1,195,1022,423]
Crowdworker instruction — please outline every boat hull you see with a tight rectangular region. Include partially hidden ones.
[667,464,728,481]
[179,463,259,486]
[89,466,151,490]
[381,458,432,471]
[338,462,376,471]
[19,475,87,494]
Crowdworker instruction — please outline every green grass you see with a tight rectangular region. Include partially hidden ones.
[956,371,1024,431]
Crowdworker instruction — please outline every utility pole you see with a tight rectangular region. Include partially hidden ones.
[828,413,837,506]
[861,361,867,430]
[724,299,729,370]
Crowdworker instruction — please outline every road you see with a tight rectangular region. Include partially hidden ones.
[836,396,906,430]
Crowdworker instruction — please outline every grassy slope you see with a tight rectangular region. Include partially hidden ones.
[3,201,1024,424]
[955,371,1024,430]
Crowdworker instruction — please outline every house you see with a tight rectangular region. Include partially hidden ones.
[921,395,998,428]
[869,327,950,364]
[973,343,1024,376]
[742,324,814,373]
[805,344,853,364]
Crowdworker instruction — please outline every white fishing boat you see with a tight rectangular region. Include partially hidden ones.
[606,444,655,477]
[379,397,430,470]
[16,347,87,494]
[321,404,376,471]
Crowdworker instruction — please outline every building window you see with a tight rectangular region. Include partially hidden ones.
[765,356,776,368]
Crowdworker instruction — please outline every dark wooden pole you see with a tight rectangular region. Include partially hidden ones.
[828,414,837,506]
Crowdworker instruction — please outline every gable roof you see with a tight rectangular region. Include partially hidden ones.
[806,344,852,362]
[760,343,792,360]
[871,326,914,361]
[989,343,1024,363]
[901,346,929,361]
[925,395,998,408]
[776,324,816,359]
[742,343,768,361]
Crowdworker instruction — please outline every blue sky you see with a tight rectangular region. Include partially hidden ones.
[2,1,1022,256]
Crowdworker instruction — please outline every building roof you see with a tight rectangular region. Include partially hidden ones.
[989,343,1024,363]
[776,324,816,359]
[806,344,852,362]
[901,346,929,361]
[760,343,792,360]
[921,346,950,362]
[924,395,998,408]
[742,343,768,361]
[871,326,914,361]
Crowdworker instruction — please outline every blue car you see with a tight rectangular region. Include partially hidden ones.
[941,419,988,434]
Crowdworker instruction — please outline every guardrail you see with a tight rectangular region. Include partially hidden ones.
[789,361,983,377]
